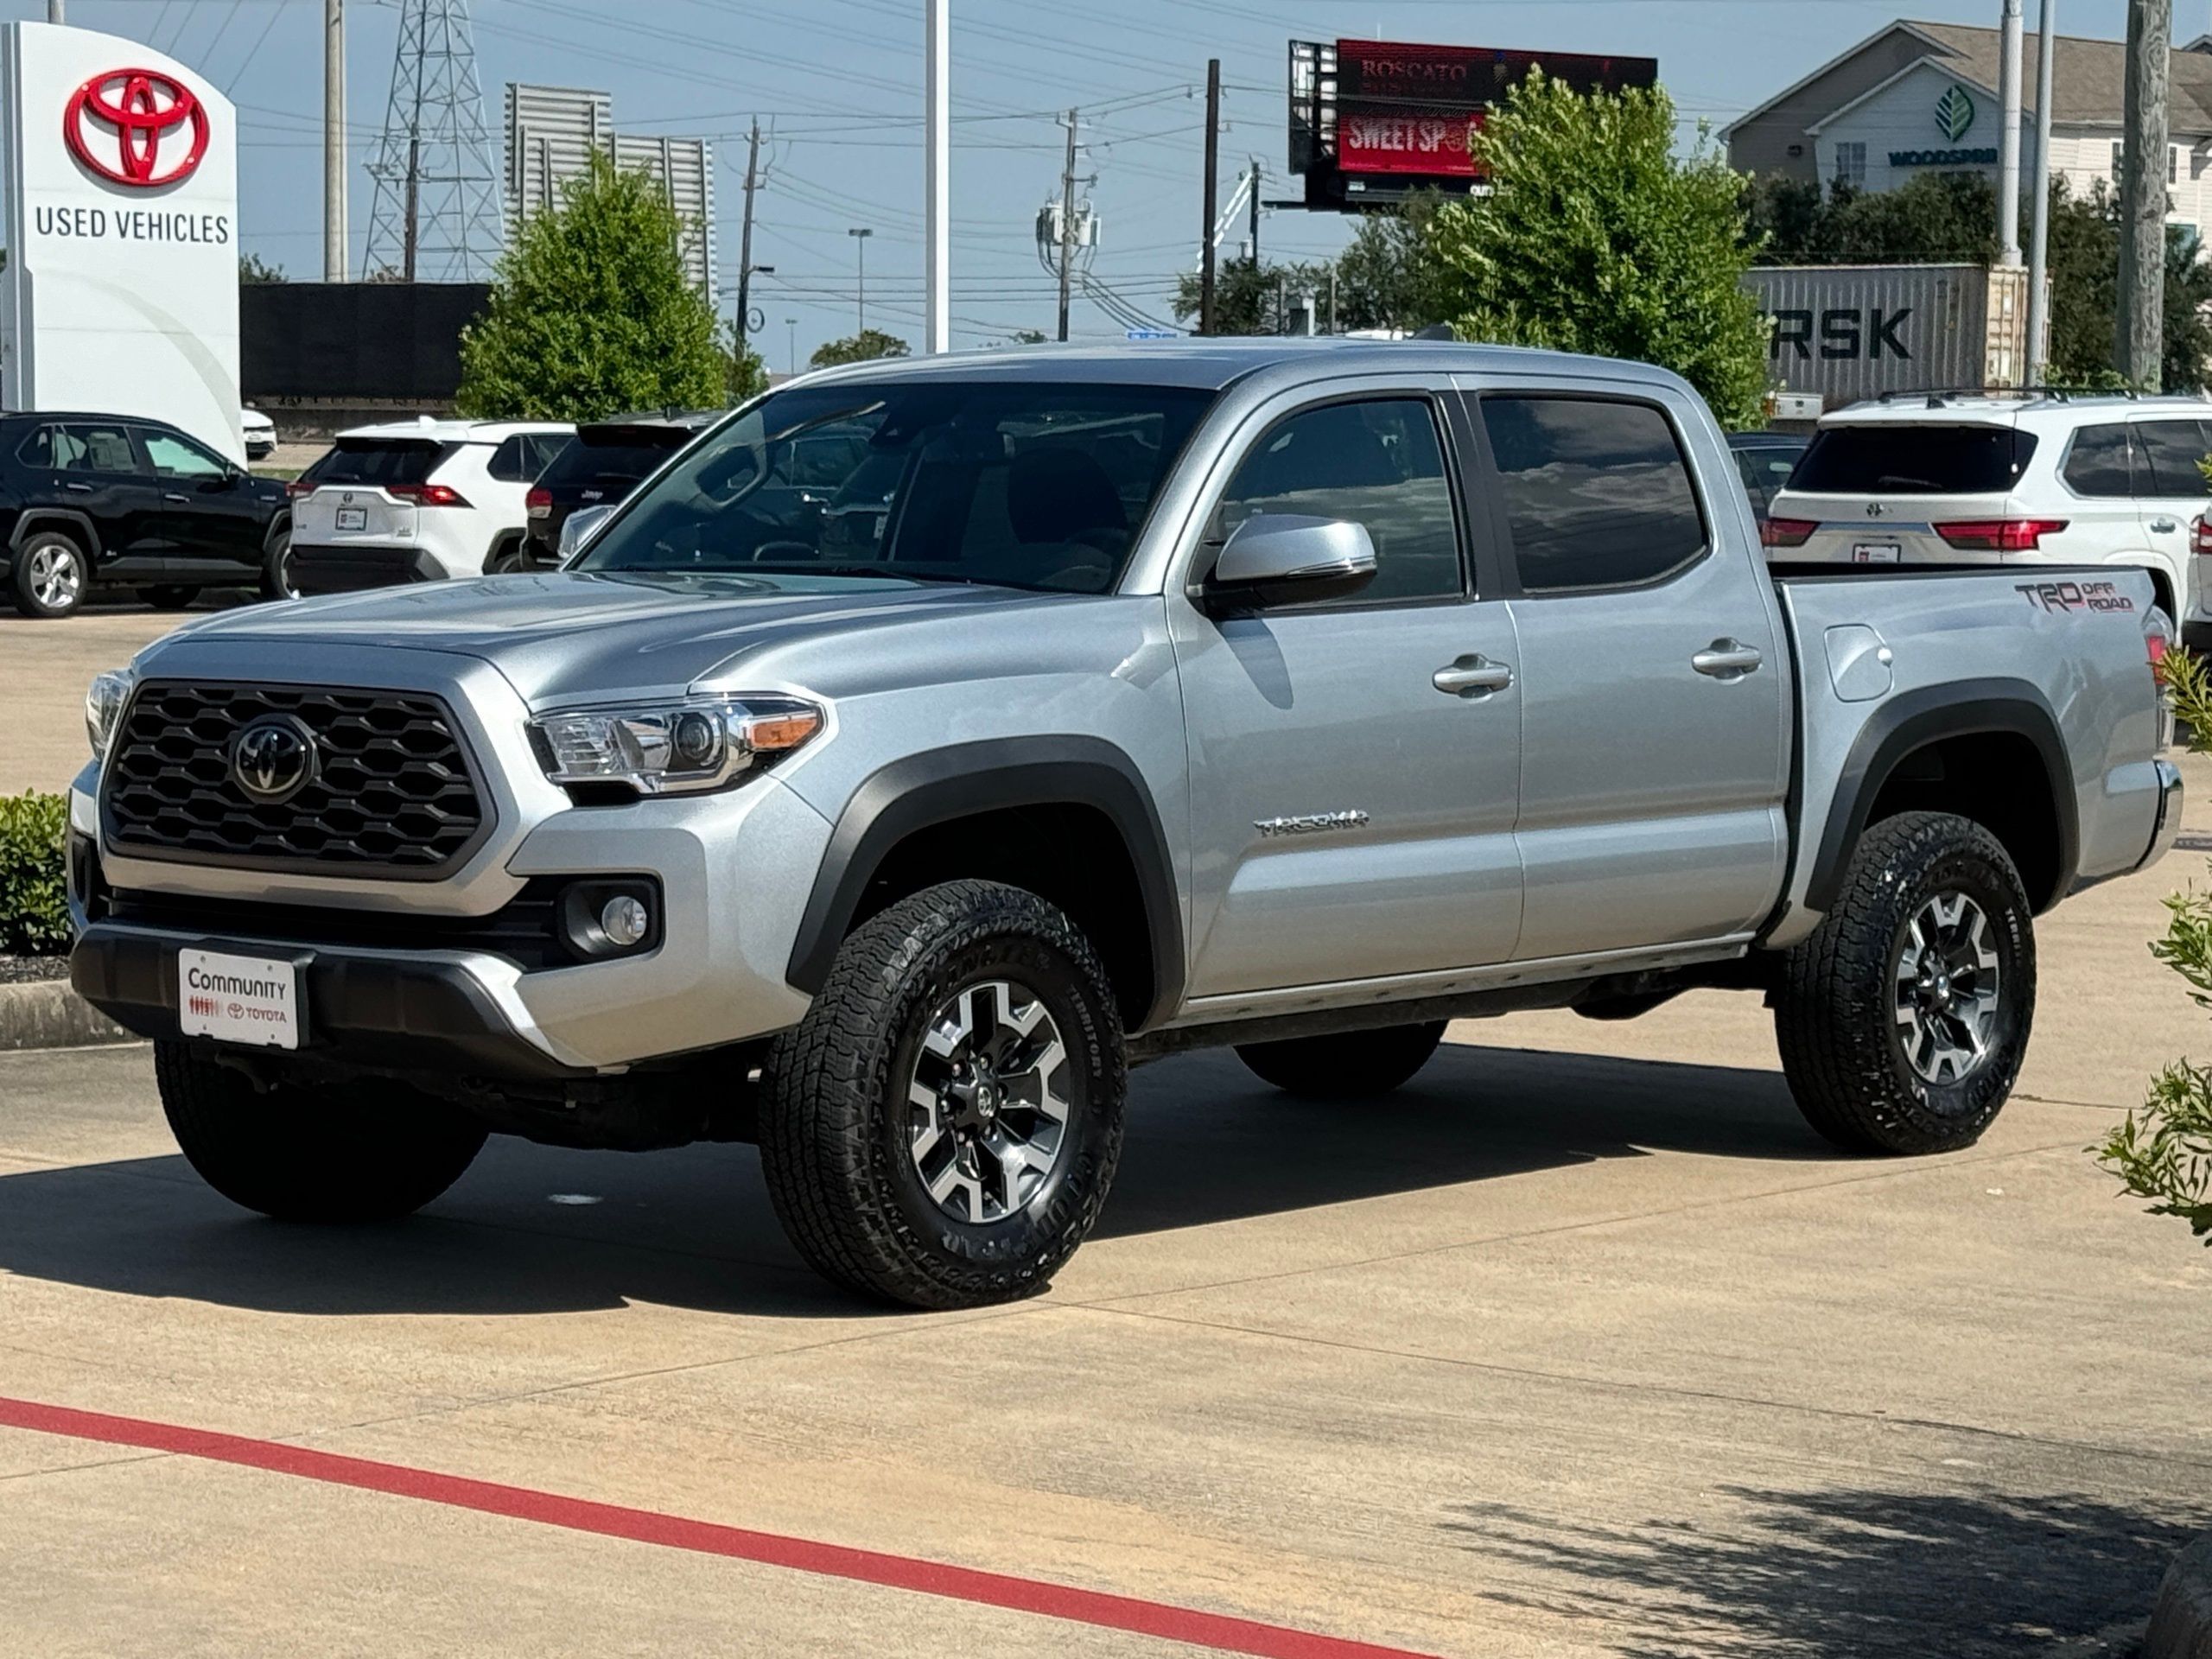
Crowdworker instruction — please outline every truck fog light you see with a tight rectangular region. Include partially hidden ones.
[601,893,651,949]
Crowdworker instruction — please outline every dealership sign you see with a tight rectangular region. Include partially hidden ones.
[1,23,243,462]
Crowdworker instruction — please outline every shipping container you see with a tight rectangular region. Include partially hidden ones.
[1742,264,2033,411]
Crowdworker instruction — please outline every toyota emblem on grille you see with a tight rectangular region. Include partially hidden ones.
[229,715,319,804]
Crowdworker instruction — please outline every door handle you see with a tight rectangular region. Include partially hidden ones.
[162,492,189,504]
[1433,654,1514,697]
[2152,518,2179,534]
[63,480,92,493]
[1692,639,1764,679]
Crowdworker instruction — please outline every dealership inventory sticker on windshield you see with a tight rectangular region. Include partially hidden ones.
[178,947,301,1049]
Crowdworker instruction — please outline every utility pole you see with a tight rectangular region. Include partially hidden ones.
[785,317,798,378]
[2117,0,2171,385]
[402,135,419,282]
[1199,59,1220,336]
[1999,0,2024,264]
[735,120,763,360]
[324,0,346,283]
[1056,109,1078,343]
[849,226,872,333]
[925,0,950,353]
[45,1,63,23]
[1248,161,1262,264]
[2027,0,2056,384]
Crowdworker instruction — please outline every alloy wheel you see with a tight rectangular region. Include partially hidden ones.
[1893,891,2002,1084]
[28,543,83,611]
[906,977,1071,1224]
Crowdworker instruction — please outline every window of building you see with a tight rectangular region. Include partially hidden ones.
[1217,398,1464,605]
[2172,143,2181,184]
[1479,397,1707,594]
[1833,141,1866,189]
[2113,140,2126,178]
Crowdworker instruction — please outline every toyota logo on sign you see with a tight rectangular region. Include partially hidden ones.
[63,67,208,188]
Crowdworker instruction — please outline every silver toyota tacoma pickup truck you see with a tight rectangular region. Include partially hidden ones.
[67,340,2184,1308]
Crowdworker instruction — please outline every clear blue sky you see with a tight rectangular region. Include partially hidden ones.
[10,0,2199,365]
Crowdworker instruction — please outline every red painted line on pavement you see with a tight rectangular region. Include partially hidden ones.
[0,1395,1443,1659]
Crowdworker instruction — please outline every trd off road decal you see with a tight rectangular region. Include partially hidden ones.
[2017,580,2136,614]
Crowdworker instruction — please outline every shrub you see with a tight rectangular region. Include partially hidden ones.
[0,791,68,955]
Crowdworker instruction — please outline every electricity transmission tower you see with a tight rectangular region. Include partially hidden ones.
[363,0,502,282]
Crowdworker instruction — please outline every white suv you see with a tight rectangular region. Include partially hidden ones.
[1764,393,2210,638]
[289,419,572,595]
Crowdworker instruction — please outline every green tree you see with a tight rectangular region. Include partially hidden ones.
[2097,647,2212,1241]
[1426,72,1769,428]
[238,251,287,283]
[809,328,910,368]
[1173,255,1336,335]
[1331,194,1450,333]
[456,154,723,420]
[725,322,768,403]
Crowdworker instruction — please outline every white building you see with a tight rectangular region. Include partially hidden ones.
[1726,20,2212,244]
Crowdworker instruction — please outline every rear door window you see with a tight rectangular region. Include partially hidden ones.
[1793,424,2035,495]
[2062,424,2139,497]
[1481,395,1707,593]
[63,423,144,475]
[2133,420,2212,497]
[315,440,451,489]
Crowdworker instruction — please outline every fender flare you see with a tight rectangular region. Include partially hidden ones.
[785,735,1185,1030]
[10,507,102,558]
[1802,677,2078,916]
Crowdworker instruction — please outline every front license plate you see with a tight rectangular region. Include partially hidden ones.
[334,505,366,531]
[178,948,302,1051]
[1852,542,1901,563]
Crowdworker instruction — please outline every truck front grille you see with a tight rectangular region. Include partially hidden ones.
[103,681,490,877]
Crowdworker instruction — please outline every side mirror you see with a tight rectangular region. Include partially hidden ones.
[1201,513,1377,612]
[558,503,616,565]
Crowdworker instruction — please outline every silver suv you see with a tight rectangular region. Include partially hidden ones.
[68,341,2181,1307]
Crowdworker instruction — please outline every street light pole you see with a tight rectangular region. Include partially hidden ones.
[925,0,950,353]
[849,227,873,334]
[1999,0,2024,265]
[786,317,798,378]
[2027,0,2056,385]
[324,0,346,283]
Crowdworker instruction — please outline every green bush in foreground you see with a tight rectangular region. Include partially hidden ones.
[2095,648,2212,1241]
[0,791,68,956]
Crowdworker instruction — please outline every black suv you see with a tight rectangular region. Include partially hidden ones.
[0,412,293,619]
[518,411,720,569]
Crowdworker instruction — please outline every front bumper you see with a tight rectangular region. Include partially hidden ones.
[71,922,588,1082]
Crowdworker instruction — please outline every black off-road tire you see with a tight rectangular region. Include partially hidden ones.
[1236,1020,1447,1098]
[9,530,91,618]
[1774,811,2036,1155]
[139,585,196,611]
[758,880,1127,1309]
[155,1042,488,1221]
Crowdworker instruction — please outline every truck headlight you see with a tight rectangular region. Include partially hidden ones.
[528,695,823,797]
[85,668,136,761]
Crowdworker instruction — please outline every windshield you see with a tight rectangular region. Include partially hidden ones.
[1791,424,2037,495]
[576,381,1214,594]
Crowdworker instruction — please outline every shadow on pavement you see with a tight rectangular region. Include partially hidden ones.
[1445,1484,2206,1657]
[0,1040,1830,1320]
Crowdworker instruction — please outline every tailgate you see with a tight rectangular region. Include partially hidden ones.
[1776,491,2018,566]
[298,486,416,543]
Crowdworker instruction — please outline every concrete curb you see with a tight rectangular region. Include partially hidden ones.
[0,974,133,1052]
[2149,1533,2212,1659]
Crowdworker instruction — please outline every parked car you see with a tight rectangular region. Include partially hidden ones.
[1763,391,2211,639]
[1726,429,1808,523]
[0,411,292,618]
[67,340,2180,1310]
[518,412,720,570]
[289,418,572,594]
[240,408,277,462]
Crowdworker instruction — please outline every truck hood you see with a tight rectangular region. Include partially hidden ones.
[152,571,1067,705]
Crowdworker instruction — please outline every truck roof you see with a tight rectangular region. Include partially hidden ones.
[794,336,1692,394]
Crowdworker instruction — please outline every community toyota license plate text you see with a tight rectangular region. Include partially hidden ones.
[1852,543,1902,563]
[178,948,302,1050]
[335,505,367,531]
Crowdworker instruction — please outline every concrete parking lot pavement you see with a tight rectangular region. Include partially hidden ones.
[3,771,2209,1656]
[1,603,209,797]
